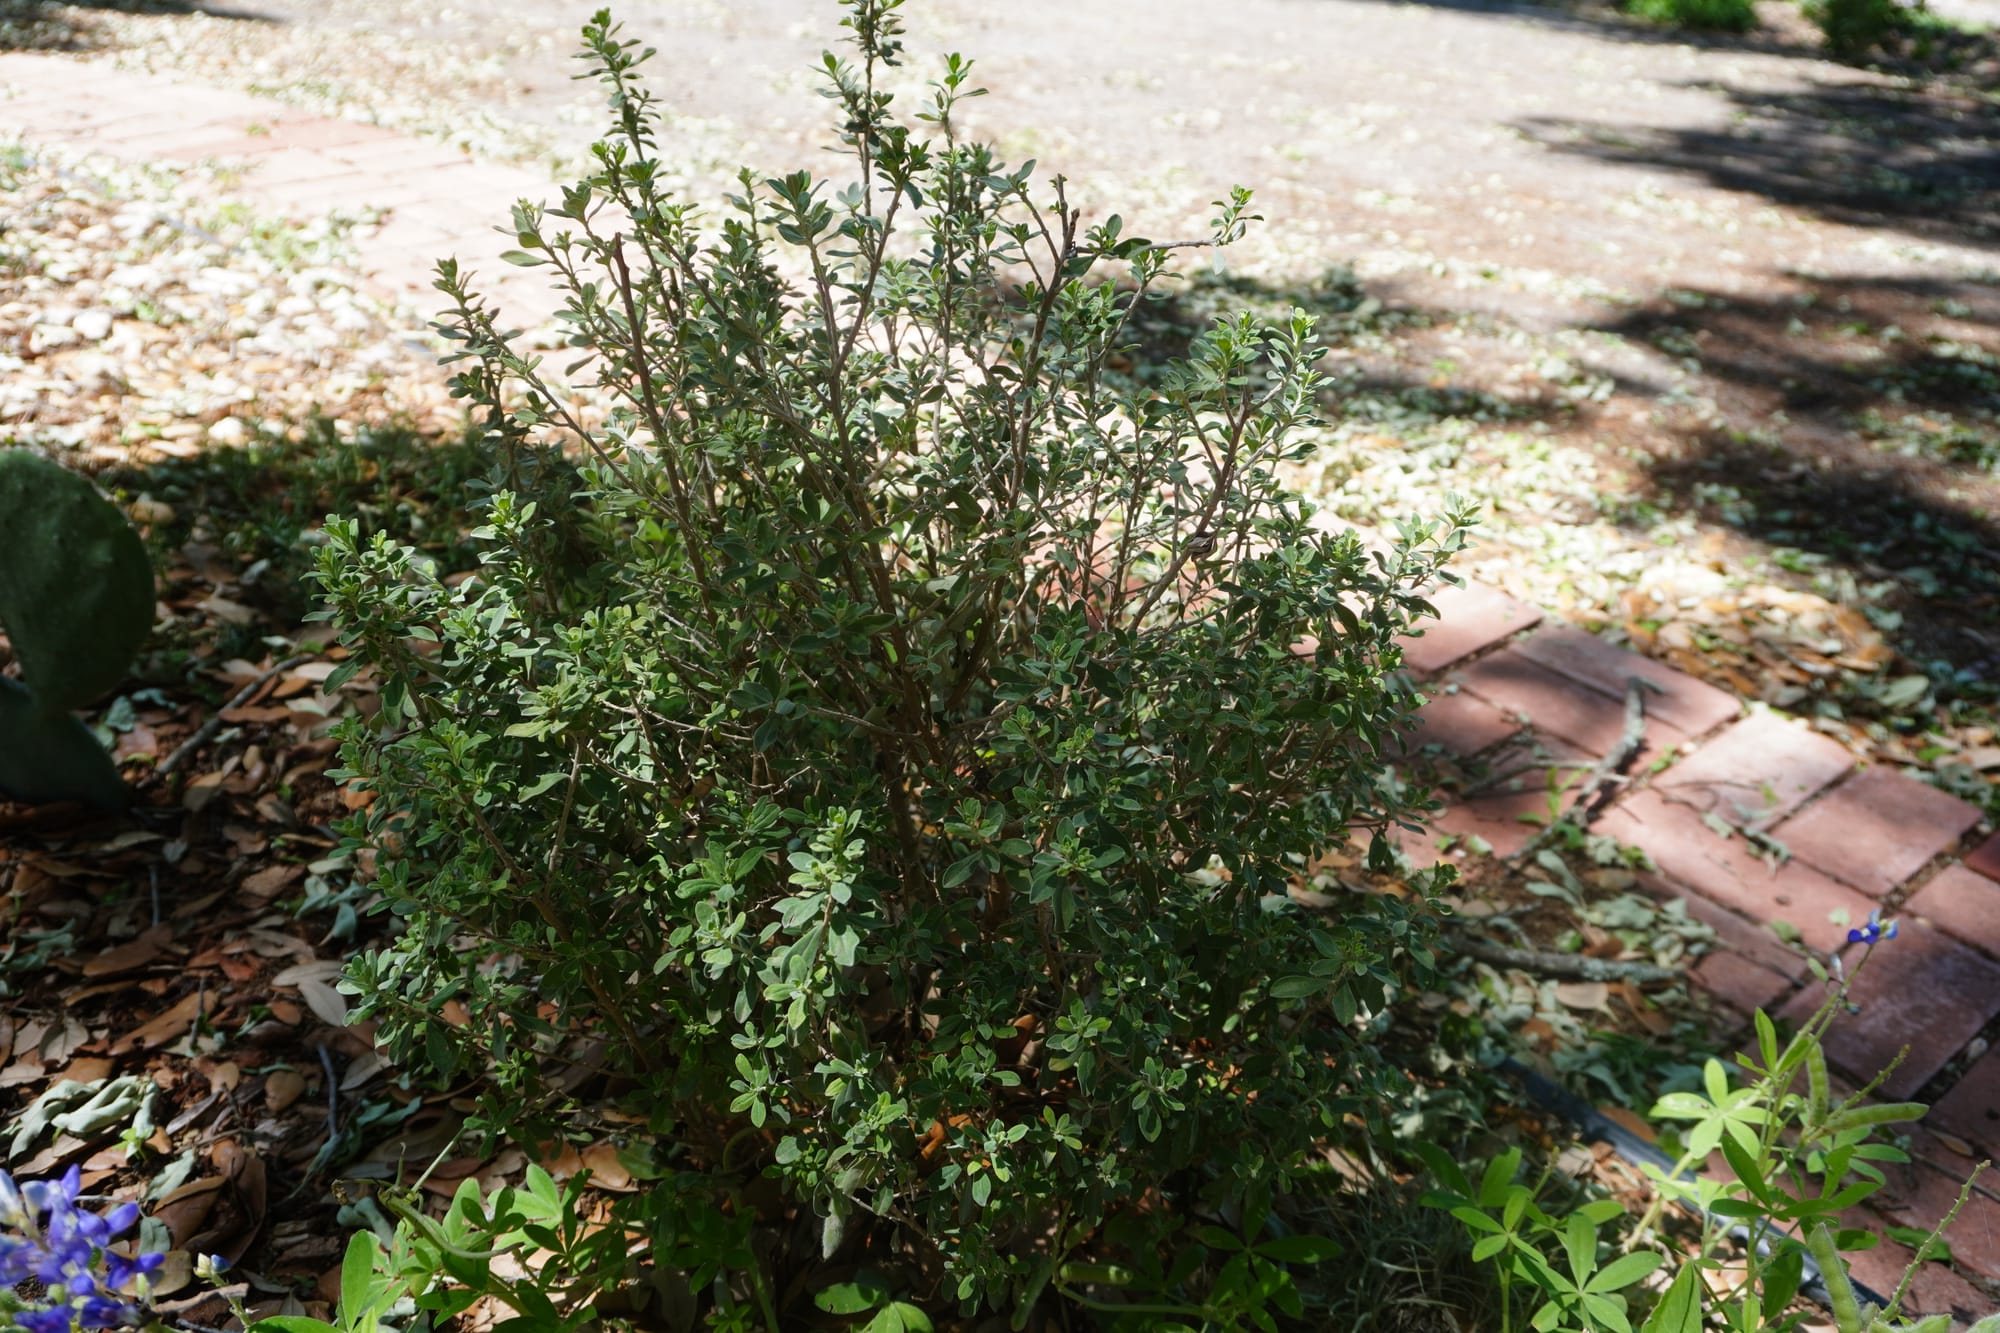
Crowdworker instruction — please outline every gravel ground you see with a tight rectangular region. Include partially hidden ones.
[0,140,458,467]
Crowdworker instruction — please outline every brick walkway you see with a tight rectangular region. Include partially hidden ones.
[1400,582,2000,1321]
[4,50,1996,1324]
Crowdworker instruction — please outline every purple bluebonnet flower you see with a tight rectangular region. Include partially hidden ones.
[1847,910,1899,947]
[0,1167,163,1333]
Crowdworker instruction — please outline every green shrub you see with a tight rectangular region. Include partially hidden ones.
[318,0,1469,1316]
[1625,0,1758,32]
[1804,0,1902,55]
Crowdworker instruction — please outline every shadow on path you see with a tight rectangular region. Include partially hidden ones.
[1518,78,2000,244]
[1,0,274,53]
[1301,0,1827,60]
[1586,271,2000,691]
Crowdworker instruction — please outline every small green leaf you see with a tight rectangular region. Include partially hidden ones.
[815,1277,888,1315]
[1586,1251,1662,1294]
[1761,1245,1804,1320]
[339,1231,380,1330]
[1478,1149,1521,1208]
[1639,1262,1703,1333]
[1754,1009,1778,1071]
[1255,1234,1341,1264]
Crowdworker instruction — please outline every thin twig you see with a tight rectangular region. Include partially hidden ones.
[152,655,311,779]
[1509,675,1658,862]
[1445,930,1678,984]
[1569,676,1660,822]
[318,1043,340,1145]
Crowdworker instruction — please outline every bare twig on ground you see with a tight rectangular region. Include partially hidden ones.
[1446,930,1678,984]
[152,655,312,780]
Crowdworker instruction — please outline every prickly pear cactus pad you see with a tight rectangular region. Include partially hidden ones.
[0,677,132,809]
[0,449,155,712]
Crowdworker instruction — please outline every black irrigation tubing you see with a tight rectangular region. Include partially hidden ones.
[1498,1057,1893,1316]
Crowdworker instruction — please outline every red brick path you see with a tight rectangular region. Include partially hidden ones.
[4,50,1995,1323]
[1400,580,2000,1322]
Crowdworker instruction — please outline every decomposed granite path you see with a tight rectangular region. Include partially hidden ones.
[2,49,1997,1326]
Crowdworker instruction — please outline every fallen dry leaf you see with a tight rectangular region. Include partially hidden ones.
[1553,981,1612,1011]
[580,1142,634,1191]
[293,979,349,1028]
[83,924,176,978]
[183,772,227,814]
[264,1069,308,1113]
[239,864,304,902]
[110,992,208,1055]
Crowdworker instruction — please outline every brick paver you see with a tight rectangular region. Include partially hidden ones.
[1398,580,1543,675]
[1775,767,1983,898]
[1908,864,2000,960]
[1839,1226,1996,1323]
[1692,947,1794,1018]
[1777,920,2000,1099]
[1930,1050,2000,1162]
[1454,649,1687,764]
[1962,830,2000,883]
[1645,878,1813,981]
[1869,1153,2000,1289]
[1601,792,1880,955]
[1509,624,1741,737]
[1407,688,1522,757]
[1648,712,1852,829]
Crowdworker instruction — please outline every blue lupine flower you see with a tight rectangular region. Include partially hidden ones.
[0,1167,163,1333]
[1847,910,1899,946]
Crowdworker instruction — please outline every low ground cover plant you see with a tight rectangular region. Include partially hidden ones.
[1425,916,1999,1333]
[316,0,1470,1322]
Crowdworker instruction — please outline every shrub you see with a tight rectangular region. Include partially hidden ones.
[1804,0,1903,55]
[318,0,1469,1316]
[1625,0,1758,33]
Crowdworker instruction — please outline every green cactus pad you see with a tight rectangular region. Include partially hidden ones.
[0,449,155,711]
[0,677,131,809]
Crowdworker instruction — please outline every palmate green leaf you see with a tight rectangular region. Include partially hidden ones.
[248,1320,342,1333]
[1703,1058,1732,1105]
[816,1276,889,1315]
[1479,1148,1523,1207]
[1754,1008,1779,1072]
[1652,1091,1713,1121]
[1581,1291,1634,1333]
[1563,1213,1598,1285]
[1638,1262,1703,1333]
[866,1303,935,1333]
[1719,1134,1776,1206]
[1414,1142,1474,1200]
[1760,1244,1804,1322]
[1586,1251,1662,1294]
[1255,1234,1341,1264]
[339,1231,383,1333]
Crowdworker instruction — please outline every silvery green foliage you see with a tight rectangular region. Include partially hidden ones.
[318,1,1470,1315]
